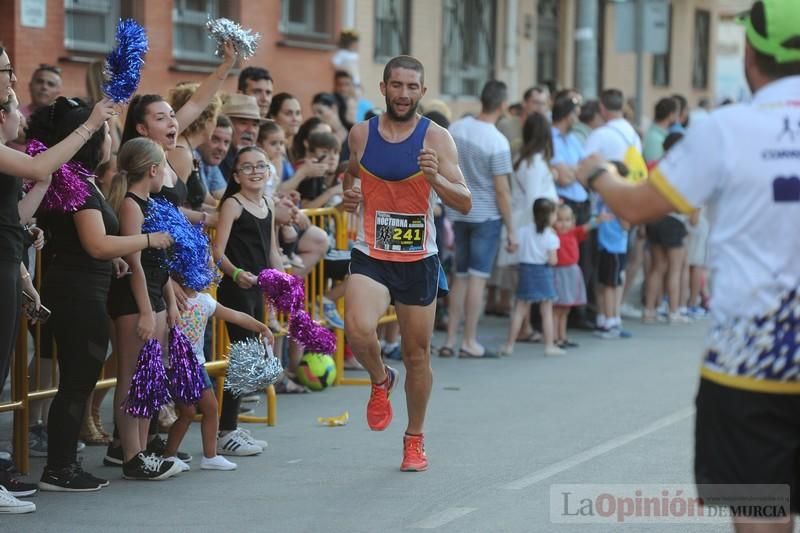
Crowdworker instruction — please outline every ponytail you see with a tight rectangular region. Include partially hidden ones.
[107,170,128,214]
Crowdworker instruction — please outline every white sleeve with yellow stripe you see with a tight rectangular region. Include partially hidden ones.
[650,117,727,214]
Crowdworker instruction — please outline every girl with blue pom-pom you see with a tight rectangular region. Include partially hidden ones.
[106,137,184,481]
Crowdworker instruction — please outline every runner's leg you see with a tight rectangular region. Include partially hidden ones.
[344,274,391,383]
[394,299,436,435]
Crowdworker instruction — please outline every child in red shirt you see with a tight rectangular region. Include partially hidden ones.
[552,205,608,347]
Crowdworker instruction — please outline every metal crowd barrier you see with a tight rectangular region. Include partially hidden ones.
[2,206,397,473]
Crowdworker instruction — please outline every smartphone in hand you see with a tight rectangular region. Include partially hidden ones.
[22,291,51,324]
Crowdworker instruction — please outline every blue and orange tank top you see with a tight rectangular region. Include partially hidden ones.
[354,116,438,262]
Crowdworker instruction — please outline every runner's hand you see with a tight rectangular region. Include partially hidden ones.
[576,154,609,188]
[418,148,439,184]
[342,187,362,213]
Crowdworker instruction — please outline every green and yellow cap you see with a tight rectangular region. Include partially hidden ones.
[737,0,800,63]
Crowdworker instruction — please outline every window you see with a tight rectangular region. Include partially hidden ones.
[692,9,711,89]
[441,0,496,97]
[652,4,673,87]
[536,0,559,88]
[374,0,410,61]
[64,0,120,53]
[280,0,332,41]
[173,0,221,61]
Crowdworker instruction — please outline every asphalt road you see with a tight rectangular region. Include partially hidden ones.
[2,317,771,533]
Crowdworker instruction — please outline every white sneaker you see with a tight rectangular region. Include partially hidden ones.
[0,486,35,514]
[201,455,237,471]
[669,313,691,324]
[544,346,566,357]
[216,430,262,456]
[165,456,190,472]
[238,428,267,450]
[620,303,641,320]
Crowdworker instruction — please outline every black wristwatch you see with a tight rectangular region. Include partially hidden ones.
[586,165,611,192]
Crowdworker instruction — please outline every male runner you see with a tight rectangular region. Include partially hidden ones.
[342,56,471,471]
[576,2,800,530]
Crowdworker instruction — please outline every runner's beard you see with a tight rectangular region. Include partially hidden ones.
[385,96,419,122]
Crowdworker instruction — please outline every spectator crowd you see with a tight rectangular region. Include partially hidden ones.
[0,27,712,515]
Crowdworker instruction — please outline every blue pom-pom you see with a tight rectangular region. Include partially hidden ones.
[103,19,149,103]
[142,197,218,291]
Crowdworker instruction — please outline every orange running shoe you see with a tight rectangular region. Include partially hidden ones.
[400,433,428,472]
[366,366,398,431]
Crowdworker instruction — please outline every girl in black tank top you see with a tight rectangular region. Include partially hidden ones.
[213,147,284,433]
[107,138,181,466]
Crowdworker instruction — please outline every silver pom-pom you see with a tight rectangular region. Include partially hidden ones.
[224,338,283,396]
[206,17,261,60]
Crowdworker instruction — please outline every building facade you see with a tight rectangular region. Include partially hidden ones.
[1,0,729,126]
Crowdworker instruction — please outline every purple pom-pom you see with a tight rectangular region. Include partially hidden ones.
[142,197,218,291]
[167,327,204,405]
[289,311,337,354]
[124,339,172,418]
[257,269,305,313]
[257,268,336,354]
[23,139,91,213]
[103,19,149,103]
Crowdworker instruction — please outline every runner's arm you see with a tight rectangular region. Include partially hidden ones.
[576,155,675,224]
[424,126,471,215]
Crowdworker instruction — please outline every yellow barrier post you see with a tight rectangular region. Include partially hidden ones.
[12,321,29,474]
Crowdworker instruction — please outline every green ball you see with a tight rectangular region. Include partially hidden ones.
[296,353,337,391]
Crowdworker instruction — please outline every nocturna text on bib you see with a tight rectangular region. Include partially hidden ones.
[374,211,427,253]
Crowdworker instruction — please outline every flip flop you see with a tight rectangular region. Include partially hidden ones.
[438,346,455,358]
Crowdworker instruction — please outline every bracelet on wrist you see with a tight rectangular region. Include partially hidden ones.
[586,165,612,192]
[232,268,243,282]
[73,129,90,142]
[146,233,151,248]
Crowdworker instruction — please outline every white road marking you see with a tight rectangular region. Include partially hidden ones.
[410,507,477,529]
[502,406,695,490]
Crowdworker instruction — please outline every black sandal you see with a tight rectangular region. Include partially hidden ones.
[438,346,455,358]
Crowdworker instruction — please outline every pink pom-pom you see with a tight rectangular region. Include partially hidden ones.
[258,268,337,355]
[257,269,305,313]
[24,139,92,213]
[289,310,337,354]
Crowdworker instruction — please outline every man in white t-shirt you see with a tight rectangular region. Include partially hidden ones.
[442,80,515,359]
[584,89,642,162]
[584,89,644,336]
[577,1,800,528]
